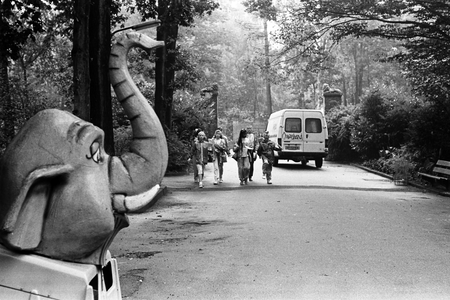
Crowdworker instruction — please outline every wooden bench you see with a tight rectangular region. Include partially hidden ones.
[418,160,450,190]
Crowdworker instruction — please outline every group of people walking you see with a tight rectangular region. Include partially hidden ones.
[190,127,230,188]
[190,126,280,188]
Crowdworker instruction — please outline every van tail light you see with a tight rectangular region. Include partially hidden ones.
[325,139,328,148]
[278,138,282,147]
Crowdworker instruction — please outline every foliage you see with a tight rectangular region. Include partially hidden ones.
[130,0,220,130]
[349,90,415,160]
[362,158,394,175]
[113,125,194,174]
[362,146,415,180]
[2,0,450,176]
[0,0,52,60]
[113,125,192,173]
[0,27,73,151]
[242,0,277,21]
[1,1,58,143]
[326,105,357,161]
[326,90,419,162]
[165,129,191,173]
[131,0,219,24]
[113,126,132,155]
[406,100,450,160]
[178,2,270,126]
[172,90,215,138]
[278,0,450,104]
[350,92,389,159]
[165,90,215,171]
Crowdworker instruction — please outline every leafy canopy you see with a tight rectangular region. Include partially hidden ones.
[0,0,52,60]
[242,0,277,21]
[277,0,450,100]
[131,0,219,25]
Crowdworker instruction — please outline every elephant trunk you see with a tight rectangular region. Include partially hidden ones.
[108,32,168,212]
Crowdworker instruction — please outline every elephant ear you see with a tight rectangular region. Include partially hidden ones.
[2,165,73,250]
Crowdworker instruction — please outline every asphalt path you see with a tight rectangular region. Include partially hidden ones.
[110,159,450,300]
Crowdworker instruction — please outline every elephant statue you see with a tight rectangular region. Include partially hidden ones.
[0,32,168,266]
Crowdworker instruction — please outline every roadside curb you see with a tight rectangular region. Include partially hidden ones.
[352,163,450,198]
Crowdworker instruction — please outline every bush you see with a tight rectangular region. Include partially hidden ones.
[326,105,358,161]
[362,158,394,175]
[166,129,191,173]
[350,90,415,160]
[361,146,415,180]
[113,126,132,156]
[407,100,450,161]
[350,92,388,159]
[114,125,191,173]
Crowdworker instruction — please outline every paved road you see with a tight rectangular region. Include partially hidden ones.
[159,159,405,191]
[110,160,450,300]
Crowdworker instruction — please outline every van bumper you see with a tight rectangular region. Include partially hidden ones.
[274,151,328,161]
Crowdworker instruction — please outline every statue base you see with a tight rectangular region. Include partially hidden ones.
[0,245,122,300]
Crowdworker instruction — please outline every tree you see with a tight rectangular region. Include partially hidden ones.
[0,0,51,141]
[72,0,126,153]
[72,0,91,122]
[0,0,128,154]
[278,0,450,102]
[132,0,219,130]
[89,0,114,154]
[242,0,277,115]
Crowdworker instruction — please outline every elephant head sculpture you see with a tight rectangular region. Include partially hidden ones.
[0,32,168,265]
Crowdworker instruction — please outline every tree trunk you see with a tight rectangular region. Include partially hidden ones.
[263,19,272,116]
[154,40,166,129]
[253,75,258,120]
[355,64,364,104]
[89,0,114,154]
[72,0,91,120]
[18,57,30,107]
[154,28,167,129]
[0,44,14,140]
[165,24,177,129]
[155,18,178,131]
[316,72,321,109]
[211,84,218,130]
[342,75,347,106]
[352,42,367,104]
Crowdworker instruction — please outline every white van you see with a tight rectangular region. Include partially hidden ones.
[266,109,328,168]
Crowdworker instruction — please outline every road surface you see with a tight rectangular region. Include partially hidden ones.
[110,160,450,300]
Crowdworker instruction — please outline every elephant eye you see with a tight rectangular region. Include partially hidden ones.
[88,141,102,163]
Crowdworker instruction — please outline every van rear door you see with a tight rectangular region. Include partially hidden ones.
[304,114,326,153]
[282,111,303,151]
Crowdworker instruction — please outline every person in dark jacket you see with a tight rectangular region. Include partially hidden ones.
[191,128,203,183]
[233,129,252,185]
[257,131,280,184]
[246,126,257,181]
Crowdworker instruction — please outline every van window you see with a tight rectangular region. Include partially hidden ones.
[305,118,322,133]
[285,118,301,132]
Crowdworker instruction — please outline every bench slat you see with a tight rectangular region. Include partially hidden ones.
[436,160,450,168]
[418,172,447,180]
[433,166,450,177]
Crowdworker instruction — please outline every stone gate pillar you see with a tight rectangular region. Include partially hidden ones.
[323,87,342,113]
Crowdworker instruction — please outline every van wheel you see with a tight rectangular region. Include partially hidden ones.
[315,158,323,168]
[273,158,279,166]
